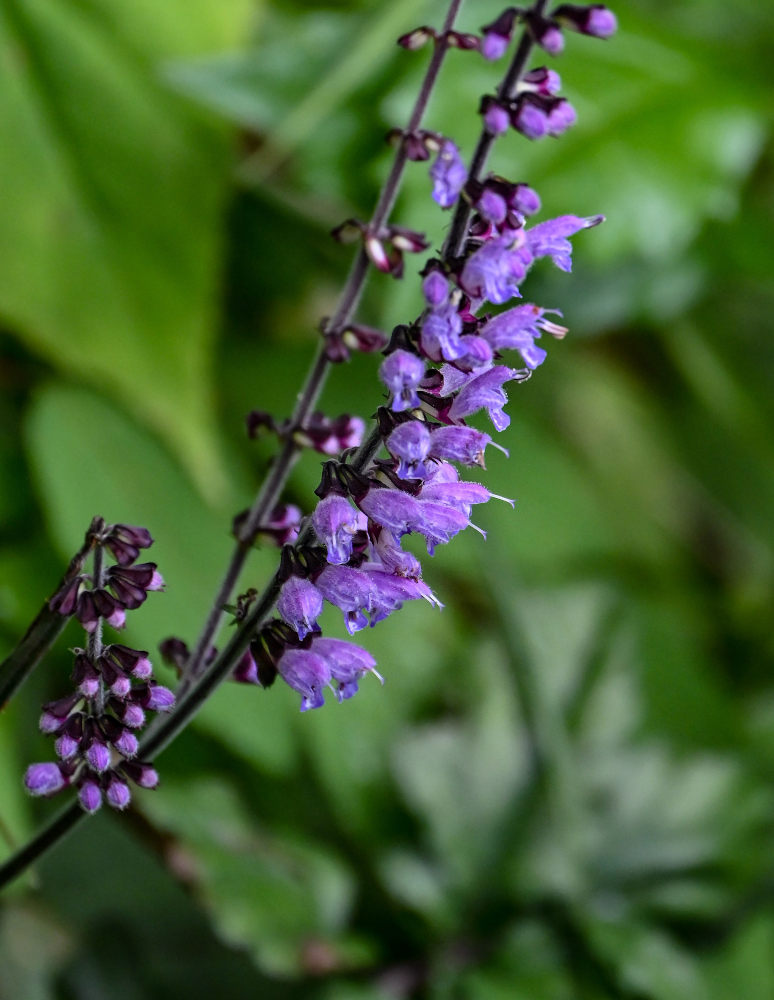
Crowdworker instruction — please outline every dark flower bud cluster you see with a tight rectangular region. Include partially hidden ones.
[25,524,173,813]
[49,523,163,633]
[253,3,616,712]
[480,4,616,62]
[331,219,430,278]
[246,408,364,457]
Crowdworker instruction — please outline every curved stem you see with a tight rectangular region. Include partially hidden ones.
[181,0,464,689]
[443,0,548,259]
[0,519,100,710]
[0,0,466,889]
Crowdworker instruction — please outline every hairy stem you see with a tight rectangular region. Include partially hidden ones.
[0,0,465,889]
[180,0,464,690]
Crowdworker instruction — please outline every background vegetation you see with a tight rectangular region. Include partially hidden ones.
[1,0,773,996]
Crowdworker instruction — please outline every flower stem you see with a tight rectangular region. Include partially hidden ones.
[180,0,465,691]
[0,0,466,888]
[443,0,548,259]
[0,518,101,710]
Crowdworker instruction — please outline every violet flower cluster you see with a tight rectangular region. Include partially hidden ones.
[24,524,173,812]
[239,3,615,713]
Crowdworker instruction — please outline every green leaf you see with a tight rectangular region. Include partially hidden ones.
[584,918,710,1000]
[390,647,529,886]
[0,0,253,498]
[142,776,362,978]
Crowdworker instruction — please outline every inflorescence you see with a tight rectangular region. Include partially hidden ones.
[215,2,616,713]
[25,522,173,812]
[22,2,617,814]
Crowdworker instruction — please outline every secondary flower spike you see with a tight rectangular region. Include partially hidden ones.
[25,522,172,813]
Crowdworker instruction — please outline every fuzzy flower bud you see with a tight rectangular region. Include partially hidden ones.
[379,350,426,412]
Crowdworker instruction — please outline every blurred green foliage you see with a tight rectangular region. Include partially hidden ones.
[1,0,773,997]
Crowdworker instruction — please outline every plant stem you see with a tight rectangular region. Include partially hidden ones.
[0,518,101,710]
[0,0,465,889]
[443,0,548,259]
[180,0,464,690]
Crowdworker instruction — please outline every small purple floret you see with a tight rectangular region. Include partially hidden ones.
[24,762,66,797]
[379,350,426,412]
[429,140,467,209]
[312,637,382,702]
[277,576,323,640]
[449,366,525,431]
[526,214,603,272]
[387,421,432,480]
[277,648,331,712]
[483,102,510,136]
[106,776,131,811]
[78,780,102,813]
[421,303,465,361]
[422,270,449,307]
[313,495,361,565]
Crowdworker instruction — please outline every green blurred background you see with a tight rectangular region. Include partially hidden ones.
[1,0,773,996]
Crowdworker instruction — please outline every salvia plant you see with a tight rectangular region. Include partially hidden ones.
[0,0,616,888]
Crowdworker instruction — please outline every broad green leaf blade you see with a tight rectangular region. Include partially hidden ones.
[143,776,362,978]
[0,0,251,498]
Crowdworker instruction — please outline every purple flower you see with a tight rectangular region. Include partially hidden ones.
[422,270,449,307]
[371,530,424,579]
[111,729,139,759]
[481,31,508,60]
[315,565,372,634]
[412,500,471,554]
[421,475,510,517]
[528,14,565,54]
[526,214,604,272]
[313,494,362,565]
[120,702,146,728]
[386,421,432,480]
[363,567,442,623]
[477,189,508,225]
[85,739,111,773]
[137,683,176,713]
[511,97,549,140]
[428,425,502,467]
[454,335,494,373]
[277,648,331,711]
[277,576,323,640]
[479,303,567,368]
[39,693,81,734]
[459,236,529,305]
[510,184,541,217]
[78,779,102,813]
[554,3,617,38]
[429,140,467,208]
[121,761,159,789]
[482,99,510,136]
[104,524,153,566]
[49,576,84,616]
[480,9,518,60]
[449,366,526,431]
[358,487,422,537]
[421,302,465,361]
[312,637,382,702]
[546,99,577,136]
[24,762,67,797]
[105,775,131,811]
[521,67,562,96]
[379,350,426,412]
